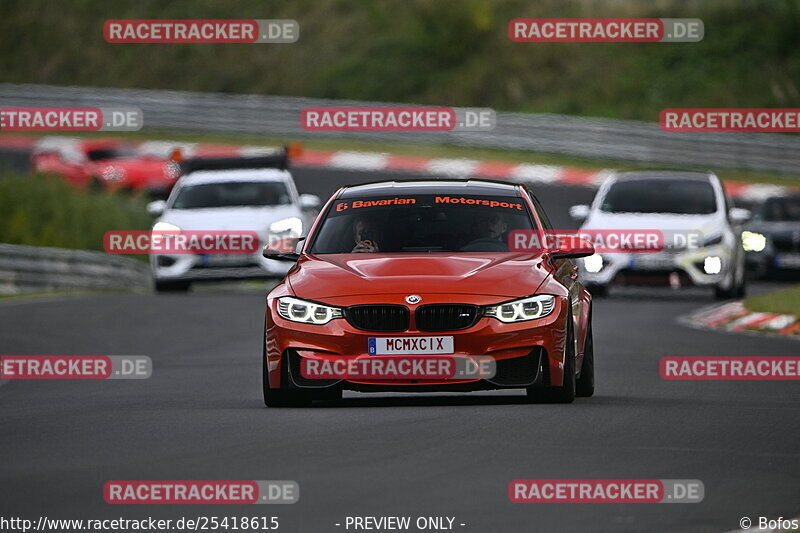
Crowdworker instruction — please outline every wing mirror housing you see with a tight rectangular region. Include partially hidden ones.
[263,237,305,262]
[147,200,166,216]
[729,207,752,224]
[299,194,321,210]
[569,204,590,223]
[550,243,595,260]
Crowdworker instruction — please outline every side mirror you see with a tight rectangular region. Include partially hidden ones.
[551,243,595,260]
[299,194,321,210]
[569,204,590,222]
[263,237,305,262]
[729,207,752,224]
[147,200,166,216]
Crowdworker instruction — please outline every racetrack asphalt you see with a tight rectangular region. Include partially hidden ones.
[1,166,798,533]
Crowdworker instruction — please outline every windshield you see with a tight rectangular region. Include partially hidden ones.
[86,147,137,161]
[756,197,800,222]
[309,194,536,254]
[172,181,291,209]
[600,179,718,215]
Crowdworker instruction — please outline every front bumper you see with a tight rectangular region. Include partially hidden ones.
[151,252,291,282]
[579,245,733,288]
[265,293,569,392]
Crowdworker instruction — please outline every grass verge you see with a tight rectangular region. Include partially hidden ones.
[744,284,800,316]
[0,173,152,253]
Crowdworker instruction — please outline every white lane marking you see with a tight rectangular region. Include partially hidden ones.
[509,163,562,183]
[426,158,479,177]
[737,183,790,201]
[137,140,198,158]
[239,145,283,157]
[329,151,390,170]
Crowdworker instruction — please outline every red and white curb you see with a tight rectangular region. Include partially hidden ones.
[0,134,794,201]
[681,301,800,339]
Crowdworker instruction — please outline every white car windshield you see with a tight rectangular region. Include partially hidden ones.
[172,181,291,209]
[601,179,717,215]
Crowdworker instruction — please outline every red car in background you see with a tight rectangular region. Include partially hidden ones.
[31,137,181,196]
[261,179,596,407]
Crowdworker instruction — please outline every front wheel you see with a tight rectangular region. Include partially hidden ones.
[586,283,608,298]
[262,350,317,407]
[154,280,191,293]
[527,318,576,404]
[576,314,594,398]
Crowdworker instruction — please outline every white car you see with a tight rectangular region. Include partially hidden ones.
[569,171,750,299]
[146,156,320,292]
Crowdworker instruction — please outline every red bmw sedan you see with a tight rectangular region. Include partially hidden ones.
[262,179,595,406]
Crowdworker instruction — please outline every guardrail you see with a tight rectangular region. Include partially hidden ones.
[0,243,150,294]
[1,83,799,174]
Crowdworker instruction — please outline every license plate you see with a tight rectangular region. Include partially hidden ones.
[631,255,675,270]
[200,253,251,266]
[368,336,454,355]
[775,254,800,268]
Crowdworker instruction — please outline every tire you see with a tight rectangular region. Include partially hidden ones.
[262,348,314,408]
[576,313,594,398]
[586,284,608,298]
[735,275,747,298]
[714,272,745,299]
[154,280,191,293]
[527,317,576,404]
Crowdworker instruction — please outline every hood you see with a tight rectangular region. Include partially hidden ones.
[159,205,301,234]
[287,253,549,298]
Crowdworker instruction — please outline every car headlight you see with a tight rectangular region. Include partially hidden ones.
[484,295,556,323]
[277,296,342,325]
[152,221,180,232]
[742,231,766,252]
[703,256,722,274]
[101,166,126,182]
[269,217,302,237]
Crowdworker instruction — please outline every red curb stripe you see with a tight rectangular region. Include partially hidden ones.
[778,322,800,336]
[0,134,40,149]
[384,154,432,172]
[472,161,519,179]
[706,309,749,328]
[560,167,598,185]
[293,149,336,166]
[732,313,781,331]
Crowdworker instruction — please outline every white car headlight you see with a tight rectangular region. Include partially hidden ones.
[277,296,342,325]
[703,256,722,275]
[152,221,181,232]
[269,217,302,237]
[484,295,556,323]
[742,231,766,252]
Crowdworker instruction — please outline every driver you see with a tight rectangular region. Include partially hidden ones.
[460,213,509,252]
[351,216,382,253]
[473,213,508,240]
